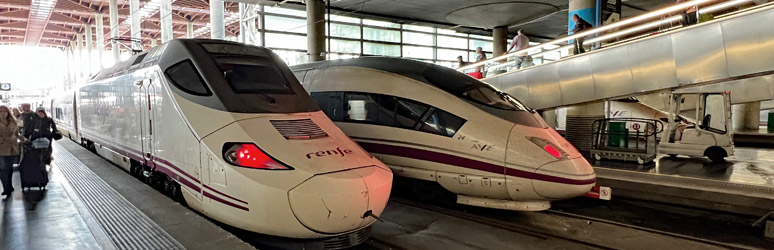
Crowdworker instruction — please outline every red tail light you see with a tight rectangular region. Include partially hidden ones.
[223,143,291,170]
[527,136,567,159]
[543,145,562,158]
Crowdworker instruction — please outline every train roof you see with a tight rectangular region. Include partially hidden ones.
[290,57,493,96]
[89,39,267,82]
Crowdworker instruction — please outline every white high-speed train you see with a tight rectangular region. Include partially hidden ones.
[49,39,392,247]
[291,57,596,211]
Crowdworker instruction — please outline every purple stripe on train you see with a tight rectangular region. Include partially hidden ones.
[79,133,251,210]
[357,141,596,185]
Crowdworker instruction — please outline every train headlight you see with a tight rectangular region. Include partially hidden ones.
[526,136,568,159]
[222,143,292,170]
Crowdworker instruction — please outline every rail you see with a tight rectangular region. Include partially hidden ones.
[457,0,770,79]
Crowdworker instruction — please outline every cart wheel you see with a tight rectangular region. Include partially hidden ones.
[594,153,602,161]
[637,157,645,165]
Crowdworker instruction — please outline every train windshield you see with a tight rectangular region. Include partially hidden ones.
[198,43,320,113]
[422,66,545,128]
[216,58,295,95]
[462,85,527,111]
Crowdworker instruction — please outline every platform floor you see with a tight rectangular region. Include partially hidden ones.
[1,140,254,250]
[733,126,774,147]
[592,147,774,216]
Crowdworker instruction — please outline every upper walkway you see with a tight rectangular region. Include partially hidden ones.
[463,1,774,110]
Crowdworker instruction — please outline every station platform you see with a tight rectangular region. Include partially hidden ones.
[733,127,774,147]
[0,140,254,250]
[592,147,774,216]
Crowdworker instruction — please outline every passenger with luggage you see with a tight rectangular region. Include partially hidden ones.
[19,107,59,190]
[0,105,20,197]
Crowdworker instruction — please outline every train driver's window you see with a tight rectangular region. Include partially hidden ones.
[395,98,429,129]
[310,92,344,122]
[165,60,212,96]
[345,93,378,123]
[419,109,466,137]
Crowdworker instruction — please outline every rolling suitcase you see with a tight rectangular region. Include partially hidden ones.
[19,140,49,189]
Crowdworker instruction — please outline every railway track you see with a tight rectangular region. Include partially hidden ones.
[384,197,756,250]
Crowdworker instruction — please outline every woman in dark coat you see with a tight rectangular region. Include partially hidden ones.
[24,107,58,165]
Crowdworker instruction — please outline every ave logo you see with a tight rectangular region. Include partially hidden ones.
[306,147,354,159]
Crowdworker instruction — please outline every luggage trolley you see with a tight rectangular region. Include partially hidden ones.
[591,118,663,164]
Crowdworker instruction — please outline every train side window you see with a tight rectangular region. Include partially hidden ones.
[164,60,212,96]
[419,109,466,137]
[395,98,429,129]
[311,92,344,122]
[345,93,378,123]
[375,95,398,127]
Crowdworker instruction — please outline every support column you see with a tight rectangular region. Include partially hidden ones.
[210,0,225,39]
[64,47,71,86]
[306,0,325,62]
[540,108,558,129]
[109,0,120,62]
[568,0,596,34]
[186,21,194,38]
[76,33,84,78]
[85,24,93,75]
[130,0,142,51]
[160,0,173,43]
[239,3,247,43]
[492,26,507,57]
[68,44,76,82]
[732,102,762,131]
[95,13,105,68]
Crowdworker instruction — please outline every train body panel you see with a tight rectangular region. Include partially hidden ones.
[52,39,391,242]
[293,57,595,211]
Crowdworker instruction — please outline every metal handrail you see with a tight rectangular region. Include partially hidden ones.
[457,0,766,78]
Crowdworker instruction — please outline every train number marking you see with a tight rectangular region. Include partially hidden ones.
[306,147,354,159]
[456,135,466,141]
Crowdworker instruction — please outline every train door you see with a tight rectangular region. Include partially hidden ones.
[139,78,156,169]
[72,93,80,143]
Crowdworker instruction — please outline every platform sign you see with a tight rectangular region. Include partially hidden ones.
[596,0,622,27]
[632,123,641,131]
[0,83,10,91]
[584,185,612,200]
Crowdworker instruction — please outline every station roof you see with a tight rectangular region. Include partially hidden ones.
[0,0,672,49]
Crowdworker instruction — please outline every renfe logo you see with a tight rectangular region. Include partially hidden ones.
[306,147,354,159]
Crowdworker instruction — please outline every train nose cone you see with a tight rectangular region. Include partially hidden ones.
[288,166,392,234]
[533,157,596,199]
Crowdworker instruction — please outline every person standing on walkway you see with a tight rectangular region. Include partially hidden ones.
[475,47,488,77]
[507,29,533,69]
[571,14,593,54]
[456,55,469,68]
[676,0,698,27]
[0,105,20,197]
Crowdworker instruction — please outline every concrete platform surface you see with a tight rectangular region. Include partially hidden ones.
[1,140,254,250]
[592,147,774,216]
